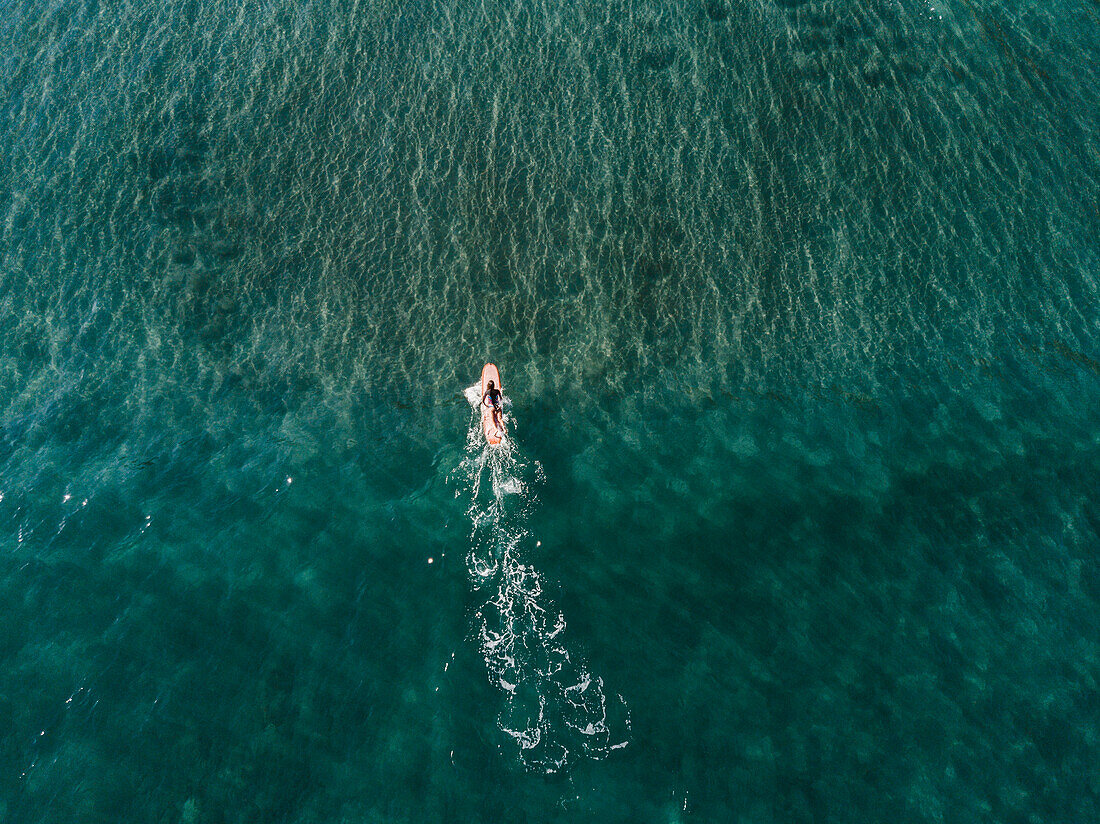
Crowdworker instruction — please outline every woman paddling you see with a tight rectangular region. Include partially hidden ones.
[483,379,503,435]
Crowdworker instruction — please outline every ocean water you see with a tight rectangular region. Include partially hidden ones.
[2,0,1099,820]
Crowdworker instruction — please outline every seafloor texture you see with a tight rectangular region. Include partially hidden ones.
[1,0,1098,820]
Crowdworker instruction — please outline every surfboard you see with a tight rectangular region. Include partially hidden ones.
[480,363,503,445]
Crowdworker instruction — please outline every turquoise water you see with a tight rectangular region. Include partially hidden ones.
[2,0,1099,820]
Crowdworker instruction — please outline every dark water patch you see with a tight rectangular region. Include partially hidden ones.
[704,0,730,22]
[639,46,676,71]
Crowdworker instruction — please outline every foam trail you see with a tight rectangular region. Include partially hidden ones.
[452,383,629,773]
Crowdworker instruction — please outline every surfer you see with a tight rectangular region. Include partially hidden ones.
[483,379,503,435]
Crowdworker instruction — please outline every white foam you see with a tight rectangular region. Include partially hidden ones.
[449,379,630,772]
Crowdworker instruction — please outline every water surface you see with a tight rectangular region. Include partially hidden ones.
[1,0,1098,821]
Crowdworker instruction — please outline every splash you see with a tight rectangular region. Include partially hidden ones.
[452,383,629,773]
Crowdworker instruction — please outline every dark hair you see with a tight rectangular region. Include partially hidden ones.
[487,380,495,389]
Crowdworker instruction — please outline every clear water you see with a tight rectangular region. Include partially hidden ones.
[2,0,1098,820]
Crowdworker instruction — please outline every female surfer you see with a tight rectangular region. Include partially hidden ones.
[483,379,503,435]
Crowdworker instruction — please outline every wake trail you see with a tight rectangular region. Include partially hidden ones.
[450,383,630,773]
